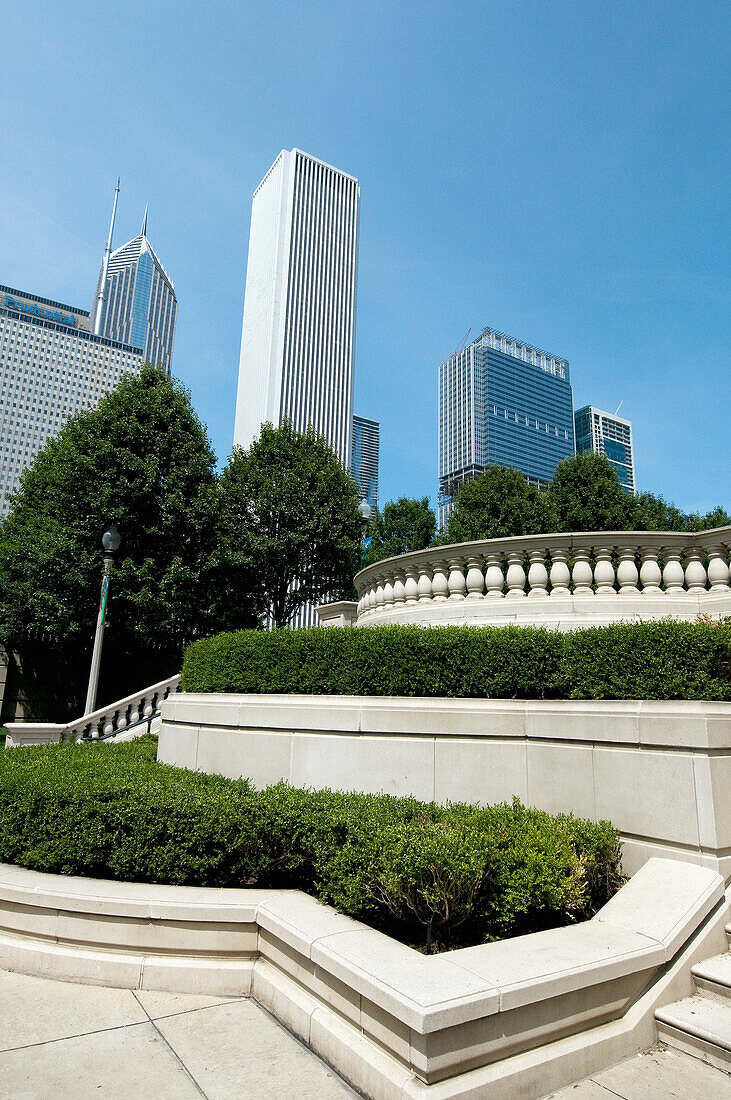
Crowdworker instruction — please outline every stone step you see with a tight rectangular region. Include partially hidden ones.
[693,954,731,1002]
[656,994,731,1074]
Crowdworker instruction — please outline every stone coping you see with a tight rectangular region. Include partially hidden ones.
[0,859,728,1099]
[162,692,731,750]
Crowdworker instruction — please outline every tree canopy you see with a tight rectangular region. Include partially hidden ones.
[0,365,254,717]
[546,453,634,532]
[219,420,361,627]
[444,465,556,543]
[441,455,728,546]
[365,497,436,564]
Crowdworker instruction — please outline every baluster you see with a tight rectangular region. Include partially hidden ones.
[571,549,593,596]
[101,711,115,737]
[617,547,639,595]
[549,548,571,597]
[527,549,548,597]
[392,569,406,605]
[505,551,526,597]
[684,546,707,592]
[404,565,419,603]
[485,552,505,598]
[662,549,686,595]
[115,706,129,731]
[374,576,386,611]
[639,547,662,595]
[127,701,141,727]
[706,545,730,592]
[366,583,376,613]
[382,573,395,608]
[594,547,617,595]
[142,695,154,720]
[447,557,466,600]
[465,555,485,599]
[431,560,450,601]
[417,563,433,601]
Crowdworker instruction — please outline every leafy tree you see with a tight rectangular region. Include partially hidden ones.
[219,420,361,627]
[365,497,436,564]
[631,491,689,532]
[546,453,633,532]
[0,365,253,718]
[444,465,556,542]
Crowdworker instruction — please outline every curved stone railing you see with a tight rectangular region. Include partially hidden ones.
[352,526,731,627]
[4,674,181,748]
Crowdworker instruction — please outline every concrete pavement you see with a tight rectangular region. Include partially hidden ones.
[0,966,728,1099]
[0,968,356,1099]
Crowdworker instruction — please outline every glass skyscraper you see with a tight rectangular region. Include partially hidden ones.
[575,405,635,492]
[90,213,177,372]
[351,414,379,511]
[438,326,575,527]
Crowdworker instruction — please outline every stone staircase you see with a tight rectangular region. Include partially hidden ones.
[655,921,731,1074]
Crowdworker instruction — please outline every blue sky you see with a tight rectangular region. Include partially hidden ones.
[1,1,728,514]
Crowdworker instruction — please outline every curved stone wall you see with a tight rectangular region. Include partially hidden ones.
[334,526,731,630]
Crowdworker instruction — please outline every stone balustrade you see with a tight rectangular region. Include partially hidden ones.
[4,674,181,748]
[346,527,731,629]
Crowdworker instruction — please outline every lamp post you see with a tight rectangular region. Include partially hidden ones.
[84,525,121,717]
[358,499,372,567]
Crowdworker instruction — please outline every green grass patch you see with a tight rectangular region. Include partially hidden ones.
[0,737,623,950]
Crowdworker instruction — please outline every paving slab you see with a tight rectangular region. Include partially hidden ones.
[0,1021,202,1099]
[134,988,238,1019]
[545,1045,731,1099]
[155,997,356,1098]
[0,967,146,1051]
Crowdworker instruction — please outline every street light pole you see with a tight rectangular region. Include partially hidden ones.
[358,499,372,567]
[84,525,121,717]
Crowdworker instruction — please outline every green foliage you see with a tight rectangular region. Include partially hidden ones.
[0,365,257,717]
[444,466,556,542]
[441,455,729,544]
[547,453,633,532]
[0,738,622,949]
[365,497,436,565]
[219,420,362,626]
[182,621,731,701]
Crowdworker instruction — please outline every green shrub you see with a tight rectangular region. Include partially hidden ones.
[182,621,731,701]
[0,739,623,950]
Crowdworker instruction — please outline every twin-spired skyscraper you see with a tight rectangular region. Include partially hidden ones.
[234,149,361,465]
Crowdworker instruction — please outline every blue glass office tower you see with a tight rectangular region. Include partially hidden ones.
[575,405,635,492]
[90,212,177,372]
[438,326,575,527]
[351,414,379,511]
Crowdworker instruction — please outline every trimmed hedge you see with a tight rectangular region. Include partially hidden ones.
[182,621,731,701]
[0,738,622,950]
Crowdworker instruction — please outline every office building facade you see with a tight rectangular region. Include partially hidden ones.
[0,286,144,517]
[575,405,635,492]
[90,214,177,371]
[351,414,379,511]
[438,326,575,527]
[233,148,360,466]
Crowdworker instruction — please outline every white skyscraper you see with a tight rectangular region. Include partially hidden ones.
[234,148,360,465]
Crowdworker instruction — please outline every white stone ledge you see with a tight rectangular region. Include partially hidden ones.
[0,860,727,1098]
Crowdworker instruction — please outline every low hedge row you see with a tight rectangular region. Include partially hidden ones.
[182,621,731,700]
[0,738,622,949]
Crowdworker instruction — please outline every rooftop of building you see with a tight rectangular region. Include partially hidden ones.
[0,284,89,318]
[575,404,632,426]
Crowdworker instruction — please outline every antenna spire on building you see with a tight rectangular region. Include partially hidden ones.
[93,179,120,336]
[141,205,148,236]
